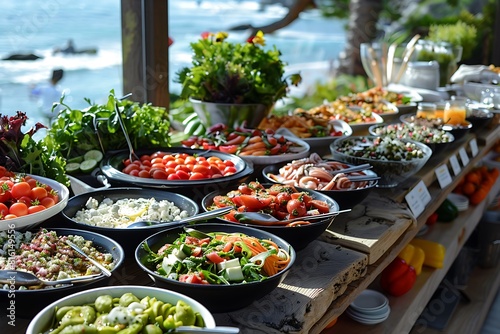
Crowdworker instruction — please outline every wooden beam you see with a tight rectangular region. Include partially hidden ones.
[121,0,169,107]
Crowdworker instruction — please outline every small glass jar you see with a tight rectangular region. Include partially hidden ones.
[435,101,446,119]
[444,99,467,125]
[416,102,437,119]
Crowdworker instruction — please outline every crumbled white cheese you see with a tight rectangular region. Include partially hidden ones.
[73,197,189,228]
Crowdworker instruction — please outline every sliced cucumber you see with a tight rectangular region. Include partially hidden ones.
[84,150,104,163]
[66,162,81,174]
[67,156,84,164]
[79,159,97,173]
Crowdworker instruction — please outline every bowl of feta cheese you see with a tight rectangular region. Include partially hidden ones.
[60,187,200,254]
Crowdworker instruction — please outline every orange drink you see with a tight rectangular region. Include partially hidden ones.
[444,100,466,125]
[416,103,436,119]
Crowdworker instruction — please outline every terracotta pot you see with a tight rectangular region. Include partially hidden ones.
[190,98,273,128]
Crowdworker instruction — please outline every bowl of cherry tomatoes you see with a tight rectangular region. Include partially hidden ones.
[99,147,253,197]
[201,180,340,250]
[0,170,69,231]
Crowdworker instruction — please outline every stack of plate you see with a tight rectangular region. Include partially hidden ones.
[447,193,469,211]
[346,289,391,325]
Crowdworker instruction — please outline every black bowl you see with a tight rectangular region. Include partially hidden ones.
[466,108,494,131]
[201,184,340,250]
[0,227,124,317]
[135,223,296,313]
[60,188,199,256]
[261,162,377,210]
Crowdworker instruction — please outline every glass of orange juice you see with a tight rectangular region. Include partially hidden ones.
[444,99,466,125]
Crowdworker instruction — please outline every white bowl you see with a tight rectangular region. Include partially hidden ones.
[348,304,390,318]
[1,174,69,231]
[346,306,391,324]
[26,285,216,334]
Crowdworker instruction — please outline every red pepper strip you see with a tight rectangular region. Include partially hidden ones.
[380,257,416,297]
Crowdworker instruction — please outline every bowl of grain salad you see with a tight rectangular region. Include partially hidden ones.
[330,136,432,188]
[0,228,124,317]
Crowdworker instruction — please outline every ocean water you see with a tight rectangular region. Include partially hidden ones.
[0,0,346,128]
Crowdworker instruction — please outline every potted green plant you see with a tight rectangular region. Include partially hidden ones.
[176,31,302,128]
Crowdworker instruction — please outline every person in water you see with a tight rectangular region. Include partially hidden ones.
[30,68,65,126]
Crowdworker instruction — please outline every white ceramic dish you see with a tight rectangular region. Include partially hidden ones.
[26,285,217,334]
[447,193,469,211]
[240,135,310,165]
[348,111,384,135]
[346,306,390,324]
[348,305,391,318]
[1,174,69,231]
[350,289,389,312]
[276,120,352,156]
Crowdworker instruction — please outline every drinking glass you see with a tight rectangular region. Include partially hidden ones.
[444,99,467,125]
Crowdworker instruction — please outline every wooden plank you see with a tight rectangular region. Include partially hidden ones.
[321,194,416,264]
[121,0,169,107]
[213,241,368,334]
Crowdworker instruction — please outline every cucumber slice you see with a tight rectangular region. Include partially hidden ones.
[66,162,81,174]
[67,156,84,164]
[79,159,97,173]
[84,150,103,163]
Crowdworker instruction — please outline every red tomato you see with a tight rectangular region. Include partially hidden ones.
[167,174,181,180]
[28,205,46,214]
[26,178,38,189]
[213,195,234,208]
[223,166,237,175]
[238,195,272,211]
[0,188,12,203]
[130,169,140,177]
[175,170,190,180]
[4,214,17,219]
[17,196,33,206]
[9,202,28,217]
[238,184,253,195]
[10,182,32,199]
[40,197,56,208]
[123,164,140,174]
[192,165,210,176]
[31,186,48,200]
[151,170,169,179]
[309,200,330,213]
[47,190,59,204]
[0,203,8,217]
[276,192,291,206]
[206,252,225,264]
[189,172,205,180]
[287,199,307,217]
[138,170,151,178]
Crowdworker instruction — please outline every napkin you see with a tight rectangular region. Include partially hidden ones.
[450,64,499,83]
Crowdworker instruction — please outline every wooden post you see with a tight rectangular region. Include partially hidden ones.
[121,0,169,107]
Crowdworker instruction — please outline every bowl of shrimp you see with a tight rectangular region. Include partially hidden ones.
[262,153,378,209]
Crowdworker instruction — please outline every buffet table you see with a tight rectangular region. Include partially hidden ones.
[7,124,500,334]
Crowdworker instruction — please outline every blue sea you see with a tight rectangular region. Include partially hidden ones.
[0,0,346,128]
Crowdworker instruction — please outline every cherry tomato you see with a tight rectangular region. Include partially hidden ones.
[26,178,38,189]
[309,199,330,213]
[40,197,56,208]
[28,205,46,214]
[287,199,307,217]
[31,186,48,200]
[189,172,205,180]
[10,182,32,199]
[238,195,272,211]
[9,202,29,217]
[0,203,8,217]
[17,196,33,207]
[167,174,181,180]
[138,170,151,178]
[0,188,12,203]
[175,170,190,180]
[206,252,226,264]
[151,170,169,179]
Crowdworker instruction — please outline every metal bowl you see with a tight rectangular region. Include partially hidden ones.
[201,184,340,250]
[100,147,254,190]
[60,188,199,256]
[0,228,124,317]
[135,223,296,313]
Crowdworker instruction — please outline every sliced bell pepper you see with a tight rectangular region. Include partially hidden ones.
[410,238,446,269]
[380,257,417,297]
[398,243,425,275]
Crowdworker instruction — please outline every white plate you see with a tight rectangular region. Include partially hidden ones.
[240,135,310,165]
[346,306,390,324]
[276,120,352,156]
[1,174,69,231]
[348,305,391,319]
[350,289,389,312]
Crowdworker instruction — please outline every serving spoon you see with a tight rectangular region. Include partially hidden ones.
[0,270,102,286]
[234,209,351,226]
[127,207,233,228]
